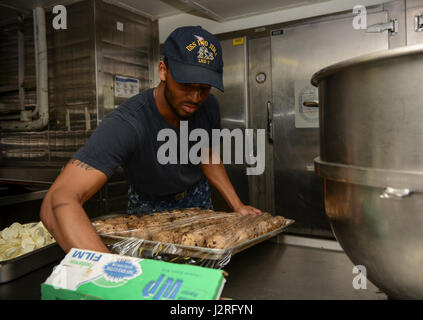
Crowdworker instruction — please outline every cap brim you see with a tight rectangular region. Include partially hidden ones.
[167,59,224,92]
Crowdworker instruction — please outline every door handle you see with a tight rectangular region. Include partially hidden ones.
[267,101,273,143]
[303,100,319,108]
[366,19,398,35]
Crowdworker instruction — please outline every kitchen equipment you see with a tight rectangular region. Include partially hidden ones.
[0,242,64,284]
[269,11,389,237]
[312,43,423,299]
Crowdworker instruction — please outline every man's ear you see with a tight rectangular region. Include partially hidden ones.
[158,61,167,82]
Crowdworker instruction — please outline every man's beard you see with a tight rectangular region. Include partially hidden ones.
[164,82,190,120]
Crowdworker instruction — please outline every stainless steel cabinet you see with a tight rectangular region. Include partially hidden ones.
[214,10,390,236]
[270,11,389,236]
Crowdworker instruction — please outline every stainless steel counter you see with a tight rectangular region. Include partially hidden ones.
[0,259,58,300]
[0,236,388,300]
[223,235,387,299]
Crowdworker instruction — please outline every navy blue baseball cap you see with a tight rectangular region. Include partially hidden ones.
[162,26,224,92]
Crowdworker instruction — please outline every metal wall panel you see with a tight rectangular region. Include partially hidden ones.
[385,0,407,48]
[0,0,158,168]
[1,1,97,165]
[46,0,97,134]
[0,0,159,217]
[385,0,423,48]
[405,0,423,45]
[0,17,36,107]
[211,37,250,211]
[270,12,389,237]
[95,0,158,121]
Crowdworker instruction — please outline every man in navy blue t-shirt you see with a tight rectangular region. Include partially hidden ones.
[40,26,262,253]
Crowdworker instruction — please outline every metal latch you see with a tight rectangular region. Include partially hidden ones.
[380,187,413,200]
[267,101,273,143]
[415,14,423,32]
[366,19,398,35]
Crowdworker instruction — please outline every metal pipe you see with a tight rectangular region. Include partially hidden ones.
[18,14,25,112]
[0,7,49,131]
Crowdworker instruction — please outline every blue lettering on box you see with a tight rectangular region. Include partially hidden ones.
[142,274,182,300]
[93,254,102,262]
[143,274,164,297]
[71,250,103,262]
[72,250,85,259]
[156,278,182,300]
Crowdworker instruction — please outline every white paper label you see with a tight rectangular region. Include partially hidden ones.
[114,76,139,98]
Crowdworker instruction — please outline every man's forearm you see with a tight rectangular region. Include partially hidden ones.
[41,191,110,253]
[200,159,243,211]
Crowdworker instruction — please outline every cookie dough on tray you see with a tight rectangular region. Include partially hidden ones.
[92,208,287,249]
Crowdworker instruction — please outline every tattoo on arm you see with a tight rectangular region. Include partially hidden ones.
[71,159,94,171]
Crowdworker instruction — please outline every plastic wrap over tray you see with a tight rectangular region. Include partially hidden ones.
[92,208,294,269]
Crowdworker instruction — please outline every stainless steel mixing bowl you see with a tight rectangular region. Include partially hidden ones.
[312,43,423,299]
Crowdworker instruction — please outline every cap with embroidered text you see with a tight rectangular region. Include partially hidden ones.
[162,26,224,92]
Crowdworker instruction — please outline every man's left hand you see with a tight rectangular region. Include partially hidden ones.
[234,204,262,216]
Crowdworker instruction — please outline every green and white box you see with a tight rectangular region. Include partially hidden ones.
[41,248,226,300]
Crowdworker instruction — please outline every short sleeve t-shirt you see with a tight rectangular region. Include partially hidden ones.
[73,88,221,196]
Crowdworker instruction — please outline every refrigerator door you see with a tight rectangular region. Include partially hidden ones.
[270,11,389,236]
[211,37,250,211]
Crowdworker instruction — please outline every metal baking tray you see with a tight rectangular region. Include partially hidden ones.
[94,214,294,261]
[0,242,65,284]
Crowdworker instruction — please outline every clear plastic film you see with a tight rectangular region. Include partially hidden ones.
[92,207,291,269]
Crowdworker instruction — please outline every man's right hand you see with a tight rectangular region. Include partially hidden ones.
[40,159,110,253]
[233,203,262,216]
